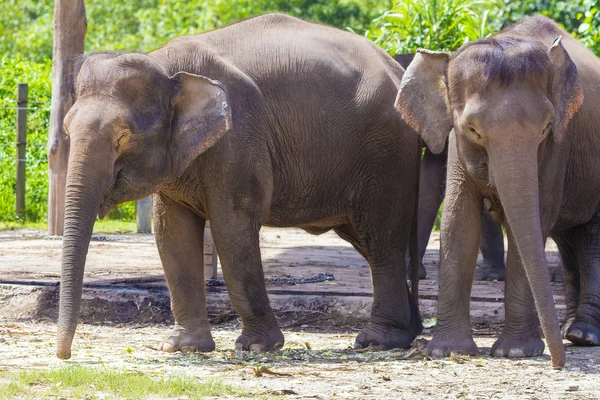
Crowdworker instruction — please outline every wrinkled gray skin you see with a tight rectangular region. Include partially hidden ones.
[56,14,423,359]
[396,16,600,368]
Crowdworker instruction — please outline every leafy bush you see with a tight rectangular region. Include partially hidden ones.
[367,0,600,56]
[365,0,501,54]
[0,57,52,222]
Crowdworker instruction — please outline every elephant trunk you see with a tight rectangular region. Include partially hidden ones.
[488,143,565,368]
[56,139,113,359]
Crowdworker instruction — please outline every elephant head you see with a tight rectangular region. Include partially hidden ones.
[395,37,583,367]
[56,53,232,359]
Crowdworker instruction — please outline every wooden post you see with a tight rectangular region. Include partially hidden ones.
[136,197,152,233]
[47,0,87,235]
[204,222,219,280]
[16,84,28,219]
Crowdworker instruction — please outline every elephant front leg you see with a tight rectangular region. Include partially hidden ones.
[210,220,283,352]
[491,230,544,358]
[427,156,482,357]
[154,194,215,353]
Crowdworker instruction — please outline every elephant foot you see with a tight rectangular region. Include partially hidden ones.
[426,334,479,358]
[159,325,215,353]
[565,321,600,346]
[491,334,545,358]
[475,264,505,281]
[561,317,576,338]
[354,323,416,350]
[235,326,285,352]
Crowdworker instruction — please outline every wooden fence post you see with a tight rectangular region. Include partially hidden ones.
[136,197,152,233]
[16,84,28,219]
[47,0,87,235]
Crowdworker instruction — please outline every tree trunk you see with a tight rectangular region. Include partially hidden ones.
[47,0,87,236]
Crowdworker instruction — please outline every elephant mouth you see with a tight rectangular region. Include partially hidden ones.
[98,183,118,220]
[98,197,115,220]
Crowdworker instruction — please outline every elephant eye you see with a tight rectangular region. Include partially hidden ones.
[115,128,132,150]
[469,127,482,140]
[541,122,552,140]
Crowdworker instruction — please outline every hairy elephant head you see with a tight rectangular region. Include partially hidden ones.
[56,53,232,359]
[395,37,583,367]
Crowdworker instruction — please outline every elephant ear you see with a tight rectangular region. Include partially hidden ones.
[169,72,232,176]
[547,37,583,143]
[395,50,452,154]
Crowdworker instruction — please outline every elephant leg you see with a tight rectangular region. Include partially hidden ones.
[476,209,506,281]
[554,233,581,338]
[334,224,368,260]
[153,194,215,353]
[426,139,482,357]
[338,221,420,350]
[210,217,283,352]
[564,216,600,346]
[413,148,447,280]
[491,229,544,358]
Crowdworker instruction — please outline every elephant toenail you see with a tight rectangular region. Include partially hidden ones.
[160,343,176,353]
[508,348,524,358]
[273,342,283,350]
[569,329,583,339]
[585,333,598,344]
[249,344,265,353]
[430,349,445,358]
[492,348,505,358]
[180,346,196,353]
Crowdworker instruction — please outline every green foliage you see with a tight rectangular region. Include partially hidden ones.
[2,0,392,61]
[368,0,600,55]
[0,365,252,399]
[365,0,501,54]
[0,57,52,222]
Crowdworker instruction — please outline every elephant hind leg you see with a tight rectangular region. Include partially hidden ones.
[554,231,582,339]
[562,216,600,346]
[335,219,421,350]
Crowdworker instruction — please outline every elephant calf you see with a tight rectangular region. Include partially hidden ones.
[56,13,422,359]
[396,16,600,367]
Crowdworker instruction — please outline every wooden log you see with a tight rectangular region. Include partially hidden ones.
[47,0,87,236]
[16,84,28,219]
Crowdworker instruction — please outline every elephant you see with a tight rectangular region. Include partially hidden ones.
[394,55,506,282]
[395,15,600,368]
[55,13,423,359]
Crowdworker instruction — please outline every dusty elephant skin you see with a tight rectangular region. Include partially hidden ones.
[56,13,423,359]
[396,16,600,368]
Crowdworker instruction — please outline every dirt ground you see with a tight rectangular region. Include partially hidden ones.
[1,321,599,399]
[0,228,598,399]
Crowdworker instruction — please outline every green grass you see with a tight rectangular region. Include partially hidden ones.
[0,219,138,234]
[92,219,137,234]
[0,365,252,399]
